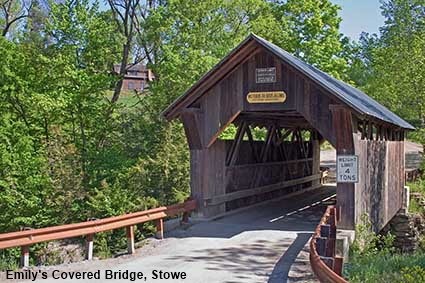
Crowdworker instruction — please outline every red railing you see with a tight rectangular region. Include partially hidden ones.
[0,199,196,267]
[309,206,348,283]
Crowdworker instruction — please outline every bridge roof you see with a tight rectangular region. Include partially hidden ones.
[162,34,414,130]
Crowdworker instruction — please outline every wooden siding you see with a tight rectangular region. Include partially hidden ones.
[297,84,336,146]
[354,135,405,231]
[242,50,293,111]
[189,141,227,218]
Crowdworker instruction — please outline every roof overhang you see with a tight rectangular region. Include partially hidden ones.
[162,33,415,131]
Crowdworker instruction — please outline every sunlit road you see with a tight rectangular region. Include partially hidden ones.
[15,186,337,283]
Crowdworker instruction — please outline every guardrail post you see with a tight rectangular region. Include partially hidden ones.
[85,234,94,260]
[326,238,336,257]
[334,256,344,276]
[316,237,327,256]
[329,208,337,238]
[126,225,135,254]
[156,219,164,239]
[320,224,331,238]
[20,245,30,267]
[182,211,190,224]
[320,224,335,257]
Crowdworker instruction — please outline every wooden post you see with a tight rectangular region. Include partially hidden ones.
[330,105,355,230]
[320,224,335,257]
[85,234,94,260]
[156,219,164,239]
[316,237,327,256]
[126,226,135,254]
[329,208,337,238]
[20,245,30,267]
[182,211,190,224]
[334,256,344,275]
[320,224,331,238]
[311,135,321,186]
[326,238,336,257]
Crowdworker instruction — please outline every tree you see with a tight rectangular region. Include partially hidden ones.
[141,0,349,109]
[1,0,34,36]
[107,0,144,103]
[352,0,425,142]
[271,0,349,79]
[0,0,124,232]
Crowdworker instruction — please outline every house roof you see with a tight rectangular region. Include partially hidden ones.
[113,63,147,73]
[162,34,414,130]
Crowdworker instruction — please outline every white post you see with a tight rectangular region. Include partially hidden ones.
[86,234,94,260]
[20,245,30,267]
[126,226,135,254]
[403,186,410,214]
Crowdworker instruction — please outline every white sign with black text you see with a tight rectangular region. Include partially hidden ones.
[336,155,359,183]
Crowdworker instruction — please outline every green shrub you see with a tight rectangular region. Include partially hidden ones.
[349,214,395,257]
[401,266,425,283]
[346,214,425,283]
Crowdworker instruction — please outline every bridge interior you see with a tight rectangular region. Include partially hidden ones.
[209,114,323,215]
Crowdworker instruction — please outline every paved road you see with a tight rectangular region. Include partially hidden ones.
[16,186,336,283]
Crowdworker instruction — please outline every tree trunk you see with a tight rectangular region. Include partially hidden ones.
[111,41,131,103]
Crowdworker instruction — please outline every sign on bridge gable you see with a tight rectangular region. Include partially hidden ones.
[246,91,286,104]
[336,155,359,183]
[255,67,276,83]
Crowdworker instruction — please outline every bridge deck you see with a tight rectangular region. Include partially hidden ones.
[19,186,335,283]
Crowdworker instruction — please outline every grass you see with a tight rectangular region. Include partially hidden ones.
[408,179,425,194]
[346,253,425,283]
[0,253,19,271]
[407,179,425,214]
[320,140,334,151]
[345,209,425,283]
[105,90,142,108]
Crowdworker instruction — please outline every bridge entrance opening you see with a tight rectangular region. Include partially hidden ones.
[163,34,413,231]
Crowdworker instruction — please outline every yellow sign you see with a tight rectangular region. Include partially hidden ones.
[247,91,286,103]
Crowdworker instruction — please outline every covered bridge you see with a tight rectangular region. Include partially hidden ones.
[162,34,414,231]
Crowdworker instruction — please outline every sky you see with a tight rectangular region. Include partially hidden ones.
[330,0,386,39]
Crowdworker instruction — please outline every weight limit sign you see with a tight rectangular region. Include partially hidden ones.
[336,155,359,183]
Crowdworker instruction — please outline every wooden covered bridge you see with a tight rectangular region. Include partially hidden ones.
[162,34,414,231]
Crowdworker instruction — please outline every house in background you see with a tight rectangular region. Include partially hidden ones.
[113,63,155,92]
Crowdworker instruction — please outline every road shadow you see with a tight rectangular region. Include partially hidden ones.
[268,233,315,283]
[163,232,315,283]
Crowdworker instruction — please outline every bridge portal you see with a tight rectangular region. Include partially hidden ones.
[162,34,414,231]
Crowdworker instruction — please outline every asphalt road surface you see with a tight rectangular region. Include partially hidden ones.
[15,186,336,283]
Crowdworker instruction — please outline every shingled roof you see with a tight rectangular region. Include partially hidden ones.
[163,33,414,130]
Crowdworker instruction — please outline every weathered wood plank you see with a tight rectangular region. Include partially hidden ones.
[226,158,313,170]
[206,173,321,206]
[330,105,355,230]
[180,111,203,149]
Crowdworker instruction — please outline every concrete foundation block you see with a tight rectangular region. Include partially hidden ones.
[336,229,355,262]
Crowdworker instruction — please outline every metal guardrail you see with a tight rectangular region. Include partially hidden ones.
[310,206,348,283]
[0,199,196,267]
